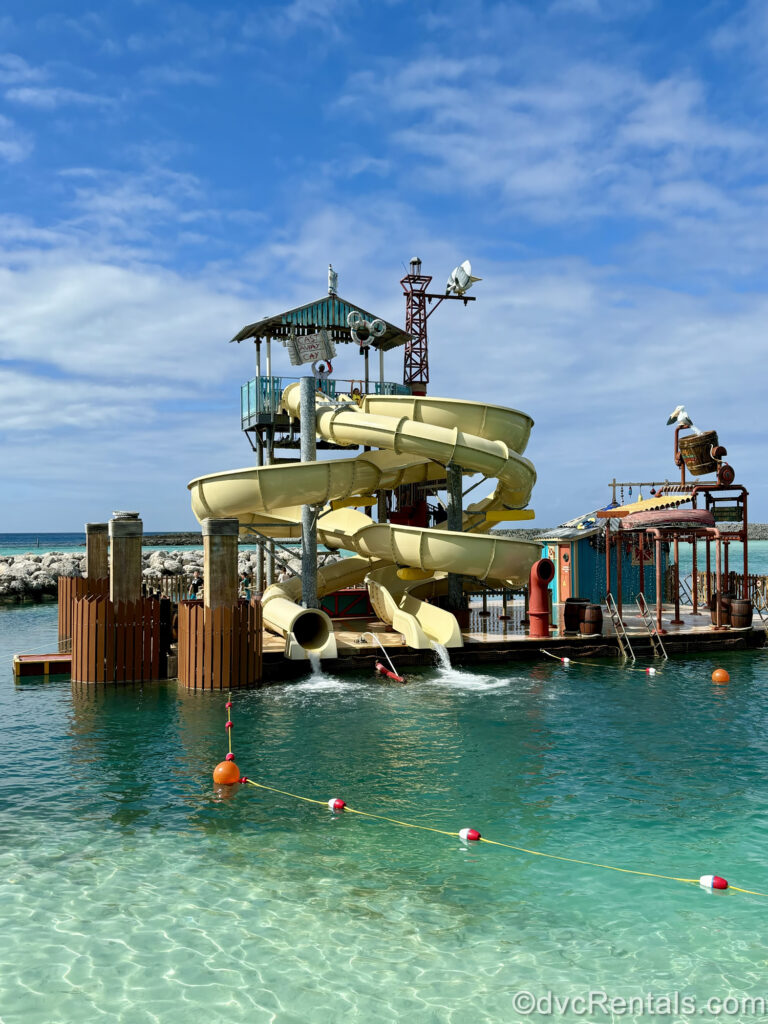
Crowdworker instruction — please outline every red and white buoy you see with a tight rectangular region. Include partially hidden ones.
[328,798,346,811]
[459,827,481,842]
[699,874,728,890]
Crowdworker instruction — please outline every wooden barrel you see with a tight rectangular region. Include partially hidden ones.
[730,598,753,629]
[580,604,603,636]
[710,592,731,626]
[563,597,589,633]
[678,430,719,476]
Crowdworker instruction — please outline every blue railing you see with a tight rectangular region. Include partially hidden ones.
[241,376,411,428]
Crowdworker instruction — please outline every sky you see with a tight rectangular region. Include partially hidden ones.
[1,0,767,531]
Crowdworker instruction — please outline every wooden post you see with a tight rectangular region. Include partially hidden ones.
[604,522,611,601]
[109,514,142,605]
[655,535,665,633]
[203,518,239,610]
[670,535,684,624]
[85,523,109,583]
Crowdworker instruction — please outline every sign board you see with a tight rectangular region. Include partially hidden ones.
[712,507,743,522]
[286,328,336,367]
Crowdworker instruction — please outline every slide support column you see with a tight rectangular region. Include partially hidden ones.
[300,376,319,609]
[446,462,463,611]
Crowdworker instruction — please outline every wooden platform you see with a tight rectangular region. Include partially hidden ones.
[13,653,72,678]
[261,600,768,681]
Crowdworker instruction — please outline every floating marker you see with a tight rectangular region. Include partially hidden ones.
[225,720,234,729]
[239,776,249,784]
[700,874,728,890]
[225,701,233,709]
[646,667,656,675]
[328,798,346,811]
[459,827,481,842]
[562,657,570,665]
[213,760,240,785]
[712,669,730,684]
[225,752,235,761]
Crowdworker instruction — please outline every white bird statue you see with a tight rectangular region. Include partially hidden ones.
[666,405,701,435]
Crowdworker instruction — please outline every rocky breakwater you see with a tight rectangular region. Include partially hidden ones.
[1,547,317,602]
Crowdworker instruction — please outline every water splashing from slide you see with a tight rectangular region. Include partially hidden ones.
[432,644,452,670]
[431,642,507,690]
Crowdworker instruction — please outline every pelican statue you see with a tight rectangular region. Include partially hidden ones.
[666,405,701,434]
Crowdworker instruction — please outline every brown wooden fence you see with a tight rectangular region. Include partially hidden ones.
[58,576,109,652]
[178,599,262,689]
[71,596,161,683]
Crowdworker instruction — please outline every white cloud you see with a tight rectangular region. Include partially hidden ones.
[338,57,765,229]
[5,85,113,109]
[0,112,31,162]
[140,65,217,87]
[0,52,45,85]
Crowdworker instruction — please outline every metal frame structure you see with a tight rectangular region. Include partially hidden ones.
[401,257,475,394]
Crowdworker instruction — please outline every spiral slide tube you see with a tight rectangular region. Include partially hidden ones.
[188,385,541,658]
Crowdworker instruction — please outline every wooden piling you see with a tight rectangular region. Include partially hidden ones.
[109,514,143,605]
[85,522,109,582]
[202,518,239,610]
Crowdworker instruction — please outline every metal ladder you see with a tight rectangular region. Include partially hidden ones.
[605,592,636,662]
[635,592,668,660]
[678,572,694,606]
[753,590,768,627]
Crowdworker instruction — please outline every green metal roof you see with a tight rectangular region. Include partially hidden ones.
[230,293,411,352]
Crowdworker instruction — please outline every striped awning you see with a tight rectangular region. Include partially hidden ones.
[596,494,692,519]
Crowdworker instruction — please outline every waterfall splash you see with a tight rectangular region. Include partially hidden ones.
[430,642,507,690]
[432,644,452,670]
[292,650,356,692]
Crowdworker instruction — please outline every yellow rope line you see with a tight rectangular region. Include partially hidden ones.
[540,649,663,674]
[227,691,233,756]
[239,778,768,896]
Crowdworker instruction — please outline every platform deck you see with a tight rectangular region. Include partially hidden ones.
[13,652,72,678]
[261,599,767,681]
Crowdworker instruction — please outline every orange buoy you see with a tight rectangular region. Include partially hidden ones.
[213,759,241,785]
[712,668,730,684]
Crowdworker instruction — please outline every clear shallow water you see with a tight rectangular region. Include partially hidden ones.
[3,606,768,1022]
[677,538,768,576]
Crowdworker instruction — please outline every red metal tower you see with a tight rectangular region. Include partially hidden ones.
[401,257,476,395]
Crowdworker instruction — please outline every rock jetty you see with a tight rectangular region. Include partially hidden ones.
[0,547,323,602]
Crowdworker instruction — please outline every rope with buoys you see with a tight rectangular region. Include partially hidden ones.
[540,649,662,674]
[212,699,768,899]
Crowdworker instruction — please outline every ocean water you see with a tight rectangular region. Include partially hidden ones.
[0,533,302,557]
[3,604,768,1021]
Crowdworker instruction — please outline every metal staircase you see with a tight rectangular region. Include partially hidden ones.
[605,593,636,662]
[635,592,668,660]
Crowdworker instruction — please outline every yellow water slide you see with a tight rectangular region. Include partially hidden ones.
[188,384,541,658]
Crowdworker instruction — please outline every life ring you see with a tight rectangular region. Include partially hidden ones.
[622,508,715,531]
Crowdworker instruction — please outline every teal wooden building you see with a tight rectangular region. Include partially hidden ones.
[539,509,669,606]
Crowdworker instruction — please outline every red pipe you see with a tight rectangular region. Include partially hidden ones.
[529,558,555,638]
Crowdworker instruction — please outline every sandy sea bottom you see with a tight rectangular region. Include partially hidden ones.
[3,603,768,1023]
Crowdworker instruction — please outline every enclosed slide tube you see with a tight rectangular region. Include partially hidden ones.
[188,385,542,658]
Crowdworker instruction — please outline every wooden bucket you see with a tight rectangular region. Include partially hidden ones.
[563,597,589,633]
[678,430,718,476]
[730,598,753,629]
[710,592,731,626]
[580,604,603,636]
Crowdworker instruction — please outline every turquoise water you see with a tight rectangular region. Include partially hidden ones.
[4,605,768,1022]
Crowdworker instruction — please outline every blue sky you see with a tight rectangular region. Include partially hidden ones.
[2,0,768,530]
